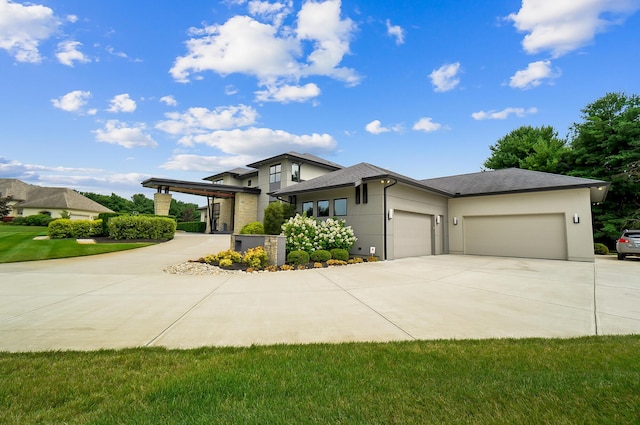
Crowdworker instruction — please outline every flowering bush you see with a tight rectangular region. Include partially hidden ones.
[242,246,269,268]
[282,214,357,253]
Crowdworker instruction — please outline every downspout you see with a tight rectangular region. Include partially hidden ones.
[383,178,398,260]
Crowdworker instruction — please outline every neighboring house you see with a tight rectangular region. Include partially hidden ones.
[141,152,609,262]
[0,179,114,220]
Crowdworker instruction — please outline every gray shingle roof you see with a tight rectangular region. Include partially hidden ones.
[203,167,257,181]
[0,179,114,213]
[246,151,343,170]
[272,162,449,196]
[421,168,610,197]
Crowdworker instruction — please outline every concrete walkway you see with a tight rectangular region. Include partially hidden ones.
[0,232,638,352]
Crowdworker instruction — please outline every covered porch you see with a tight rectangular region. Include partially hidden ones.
[141,178,261,234]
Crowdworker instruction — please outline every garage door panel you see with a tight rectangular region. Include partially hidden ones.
[394,211,432,258]
[464,214,567,260]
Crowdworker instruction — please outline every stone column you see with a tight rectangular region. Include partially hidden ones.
[233,192,258,233]
[154,193,172,216]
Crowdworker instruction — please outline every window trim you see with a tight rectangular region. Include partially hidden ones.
[317,200,330,217]
[292,162,300,182]
[333,198,347,216]
[302,201,314,217]
[269,164,282,183]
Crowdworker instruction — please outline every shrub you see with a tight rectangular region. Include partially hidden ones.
[367,256,379,262]
[98,213,122,236]
[348,257,364,264]
[216,249,242,263]
[594,243,610,255]
[287,250,310,266]
[240,221,265,234]
[243,246,269,268]
[279,264,294,271]
[281,214,357,253]
[327,259,347,266]
[315,218,357,251]
[71,220,93,238]
[48,219,73,239]
[313,262,324,268]
[10,217,26,225]
[25,214,53,226]
[263,202,296,235]
[330,248,349,261]
[108,216,176,240]
[219,258,233,267]
[177,221,206,233]
[310,249,331,262]
[282,214,317,252]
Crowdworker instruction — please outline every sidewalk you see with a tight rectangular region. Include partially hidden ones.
[0,232,638,352]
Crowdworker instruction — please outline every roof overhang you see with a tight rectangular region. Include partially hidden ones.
[141,178,260,198]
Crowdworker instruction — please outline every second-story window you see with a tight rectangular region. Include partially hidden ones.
[213,179,224,185]
[269,164,281,183]
[292,162,300,182]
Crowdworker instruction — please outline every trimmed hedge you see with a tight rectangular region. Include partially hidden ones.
[310,249,332,262]
[177,221,206,233]
[24,214,53,226]
[240,221,265,234]
[594,243,610,255]
[48,219,102,239]
[108,216,176,240]
[330,248,349,261]
[287,250,310,266]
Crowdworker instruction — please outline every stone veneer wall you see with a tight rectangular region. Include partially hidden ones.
[233,192,258,233]
[153,193,172,216]
[230,234,286,266]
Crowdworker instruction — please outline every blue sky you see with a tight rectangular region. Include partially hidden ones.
[1,0,639,204]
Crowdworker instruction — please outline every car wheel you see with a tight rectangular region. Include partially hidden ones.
[617,253,626,260]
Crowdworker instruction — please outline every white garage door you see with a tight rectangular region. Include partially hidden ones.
[393,211,432,258]
[464,214,567,260]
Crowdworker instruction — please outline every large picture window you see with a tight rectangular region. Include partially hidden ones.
[269,164,281,183]
[334,198,347,216]
[302,201,314,217]
[317,200,330,217]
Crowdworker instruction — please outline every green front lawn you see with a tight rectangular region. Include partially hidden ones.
[0,225,154,263]
[1,336,638,424]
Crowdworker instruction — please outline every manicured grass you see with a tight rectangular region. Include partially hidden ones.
[0,225,154,263]
[1,336,638,424]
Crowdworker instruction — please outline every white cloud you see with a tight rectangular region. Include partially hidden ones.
[156,104,258,136]
[51,90,91,113]
[248,0,293,26]
[386,19,405,45]
[365,120,389,135]
[0,156,153,196]
[177,127,337,158]
[66,14,78,23]
[94,120,158,148]
[108,94,137,113]
[412,117,442,133]
[0,0,60,63]
[509,60,559,89]
[429,62,461,92]
[159,95,177,106]
[255,82,320,102]
[170,0,359,98]
[160,154,254,172]
[507,0,640,57]
[471,107,538,120]
[56,40,90,66]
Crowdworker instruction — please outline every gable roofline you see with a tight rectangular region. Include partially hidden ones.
[246,151,343,170]
[421,168,610,202]
[271,162,451,198]
[10,185,114,213]
[203,167,257,182]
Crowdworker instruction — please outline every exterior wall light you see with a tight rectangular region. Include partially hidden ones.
[435,215,440,225]
[453,217,458,225]
[388,209,394,219]
[573,213,580,224]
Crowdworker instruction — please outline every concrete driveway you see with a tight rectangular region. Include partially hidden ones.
[0,232,638,352]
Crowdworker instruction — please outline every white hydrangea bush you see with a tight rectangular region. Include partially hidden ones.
[282,214,357,253]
